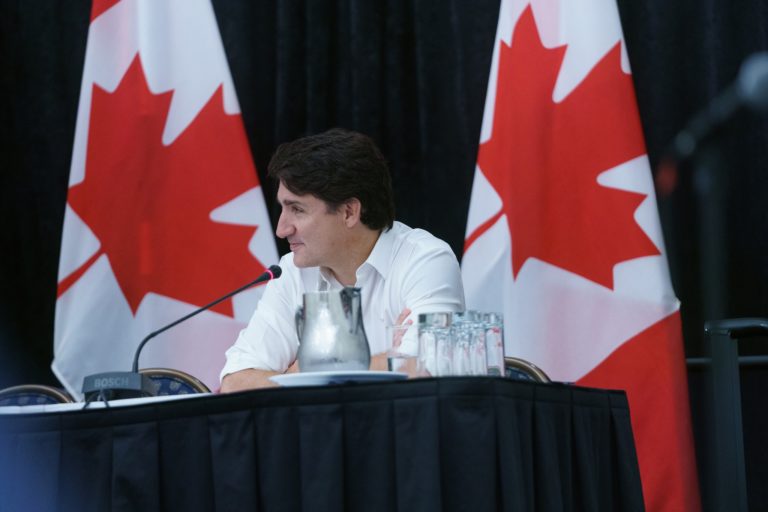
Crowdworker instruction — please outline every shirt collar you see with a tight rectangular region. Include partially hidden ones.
[363,225,395,280]
[315,224,396,289]
[318,267,338,290]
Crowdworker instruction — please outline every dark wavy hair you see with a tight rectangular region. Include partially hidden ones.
[267,128,395,230]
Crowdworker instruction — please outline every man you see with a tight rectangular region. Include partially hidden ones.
[220,128,464,391]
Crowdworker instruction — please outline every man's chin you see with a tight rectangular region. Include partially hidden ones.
[292,253,312,268]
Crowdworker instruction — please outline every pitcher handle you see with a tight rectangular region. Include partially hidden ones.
[295,305,304,341]
[340,287,359,334]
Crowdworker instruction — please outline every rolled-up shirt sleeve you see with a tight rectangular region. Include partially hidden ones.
[220,256,301,380]
[388,231,465,353]
[397,231,465,316]
[402,241,465,317]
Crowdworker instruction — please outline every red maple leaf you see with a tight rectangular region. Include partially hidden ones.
[90,0,120,21]
[474,7,659,289]
[64,55,265,315]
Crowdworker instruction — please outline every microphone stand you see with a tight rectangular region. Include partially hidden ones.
[131,275,274,372]
[691,143,748,512]
[82,266,281,403]
[651,50,768,510]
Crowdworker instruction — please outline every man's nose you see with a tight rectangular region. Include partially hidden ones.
[275,212,293,239]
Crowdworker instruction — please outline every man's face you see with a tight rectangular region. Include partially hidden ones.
[275,182,348,269]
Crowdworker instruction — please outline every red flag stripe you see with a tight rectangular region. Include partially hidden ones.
[578,311,701,511]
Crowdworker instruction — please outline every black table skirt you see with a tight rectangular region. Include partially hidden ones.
[0,377,644,512]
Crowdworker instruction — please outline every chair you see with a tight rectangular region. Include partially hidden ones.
[139,368,211,396]
[0,384,74,406]
[699,318,768,512]
[504,357,551,383]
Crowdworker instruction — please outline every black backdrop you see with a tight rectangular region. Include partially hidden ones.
[2,0,768,506]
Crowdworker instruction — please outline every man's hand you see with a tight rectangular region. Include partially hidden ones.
[220,359,300,393]
[369,353,389,371]
[395,307,412,327]
[370,307,414,372]
[390,307,413,348]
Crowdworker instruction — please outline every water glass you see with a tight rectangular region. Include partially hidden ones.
[451,317,472,375]
[418,312,453,376]
[470,319,488,375]
[483,312,505,376]
[451,311,488,376]
[418,311,503,377]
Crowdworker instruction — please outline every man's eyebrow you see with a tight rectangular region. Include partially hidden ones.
[280,198,304,207]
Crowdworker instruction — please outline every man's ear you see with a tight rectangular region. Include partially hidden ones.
[343,198,362,227]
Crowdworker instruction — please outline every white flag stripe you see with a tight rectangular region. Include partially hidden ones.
[597,155,674,259]
[505,258,678,380]
[547,0,630,102]
[462,215,511,315]
[53,256,136,387]
[464,166,503,239]
[57,205,101,282]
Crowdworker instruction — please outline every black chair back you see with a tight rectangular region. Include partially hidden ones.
[139,368,211,395]
[504,357,551,383]
[0,384,74,406]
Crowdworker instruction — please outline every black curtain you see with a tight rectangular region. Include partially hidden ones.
[213,0,499,256]
[3,0,768,507]
[0,1,90,386]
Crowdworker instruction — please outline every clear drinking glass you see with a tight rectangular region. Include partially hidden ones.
[418,312,453,376]
[483,312,505,376]
[451,315,472,375]
[450,311,487,376]
[470,318,488,376]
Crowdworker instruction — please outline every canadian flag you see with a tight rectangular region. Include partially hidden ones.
[53,0,278,398]
[462,1,701,510]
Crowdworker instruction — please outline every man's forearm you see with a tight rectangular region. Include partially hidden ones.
[221,360,301,392]
[220,368,280,392]
[369,352,389,371]
[221,355,397,392]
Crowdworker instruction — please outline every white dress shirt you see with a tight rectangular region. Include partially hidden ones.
[220,221,465,378]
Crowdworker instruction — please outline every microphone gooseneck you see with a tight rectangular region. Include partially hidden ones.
[131,265,282,372]
[82,265,282,402]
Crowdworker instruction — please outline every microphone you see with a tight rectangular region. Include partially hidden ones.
[672,51,768,160]
[81,265,282,402]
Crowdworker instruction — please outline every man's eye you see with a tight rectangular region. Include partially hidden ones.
[292,206,303,214]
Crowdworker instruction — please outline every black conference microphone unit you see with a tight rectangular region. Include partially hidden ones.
[81,265,282,402]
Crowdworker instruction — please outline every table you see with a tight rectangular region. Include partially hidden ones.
[0,377,644,511]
